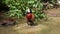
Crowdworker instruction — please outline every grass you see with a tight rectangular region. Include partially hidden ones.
[0,17,60,34]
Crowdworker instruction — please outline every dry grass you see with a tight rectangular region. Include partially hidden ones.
[0,17,60,34]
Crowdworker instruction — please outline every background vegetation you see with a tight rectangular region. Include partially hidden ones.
[1,0,45,19]
[1,0,57,20]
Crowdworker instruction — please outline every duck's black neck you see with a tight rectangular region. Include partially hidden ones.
[30,9,32,13]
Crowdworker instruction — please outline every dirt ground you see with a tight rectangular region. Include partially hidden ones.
[0,8,60,34]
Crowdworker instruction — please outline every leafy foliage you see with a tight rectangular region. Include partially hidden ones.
[2,0,46,19]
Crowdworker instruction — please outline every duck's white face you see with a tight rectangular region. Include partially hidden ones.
[27,8,30,13]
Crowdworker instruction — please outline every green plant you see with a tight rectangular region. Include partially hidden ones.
[3,0,46,19]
